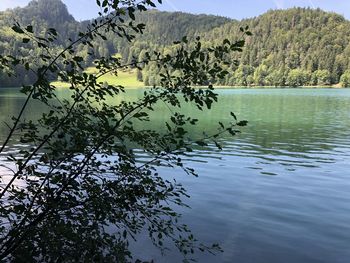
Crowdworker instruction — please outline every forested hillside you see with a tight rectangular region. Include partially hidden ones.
[208,8,350,87]
[1,0,350,87]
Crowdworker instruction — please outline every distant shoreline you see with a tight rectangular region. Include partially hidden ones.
[210,85,346,89]
[0,84,348,89]
[47,81,347,89]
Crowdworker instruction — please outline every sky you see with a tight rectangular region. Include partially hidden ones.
[1,0,350,21]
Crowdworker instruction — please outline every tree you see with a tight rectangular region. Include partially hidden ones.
[340,70,350,87]
[234,65,254,86]
[311,69,331,86]
[253,64,268,86]
[287,68,310,87]
[136,69,143,82]
[0,0,249,262]
[266,69,287,87]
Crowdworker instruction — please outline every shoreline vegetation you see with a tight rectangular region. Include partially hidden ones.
[49,84,347,89]
[3,7,350,89]
[49,67,348,89]
[50,79,347,89]
[2,85,347,89]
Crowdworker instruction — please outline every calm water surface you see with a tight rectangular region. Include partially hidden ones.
[1,88,350,263]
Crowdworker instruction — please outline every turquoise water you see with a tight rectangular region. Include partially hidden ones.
[1,88,350,262]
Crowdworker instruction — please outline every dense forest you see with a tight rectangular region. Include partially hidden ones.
[1,0,350,87]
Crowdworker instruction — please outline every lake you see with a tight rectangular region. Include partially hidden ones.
[1,88,350,263]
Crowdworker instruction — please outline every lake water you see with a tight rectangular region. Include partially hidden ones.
[1,88,350,263]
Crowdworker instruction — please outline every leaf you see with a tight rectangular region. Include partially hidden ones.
[223,39,230,45]
[235,40,245,47]
[128,7,135,20]
[214,141,222,150]
[38,42,47,48]
[230,112,237,121]
[237,120,248,127]
[22,38,30,43]
[12,25,24,34]
[48,28,58,36]
[73,56,84,62]
[25,25,33,33]
[195,141,208,147]
[133,112,148,118]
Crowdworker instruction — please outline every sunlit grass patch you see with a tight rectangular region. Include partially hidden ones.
[52,68,144,88]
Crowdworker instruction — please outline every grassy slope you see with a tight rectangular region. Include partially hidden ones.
[52,67,144,88]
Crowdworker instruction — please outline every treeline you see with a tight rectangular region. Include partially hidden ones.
[1,0,350,87]
[125,8,350,87]
[138,8,350,87]
[207,8,350,87]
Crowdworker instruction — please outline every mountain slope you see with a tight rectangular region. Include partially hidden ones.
[201,8,350,86]
[1,0,350,87]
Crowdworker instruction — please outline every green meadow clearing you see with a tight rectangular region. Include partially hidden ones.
[51,67,144,88]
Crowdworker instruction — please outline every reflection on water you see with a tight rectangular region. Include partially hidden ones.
[1,88,350,263]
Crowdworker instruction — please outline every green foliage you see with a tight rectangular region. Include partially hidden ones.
[340,70,350,87]
[234,65,254,86]
[130,7,350,87]
[2,4,350,87]
[0,0,248,262]
[266,69,286,87]
[311,70,331,86]
[229,8,350,86]
[287,69,311,87]
[253,64,268,86]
